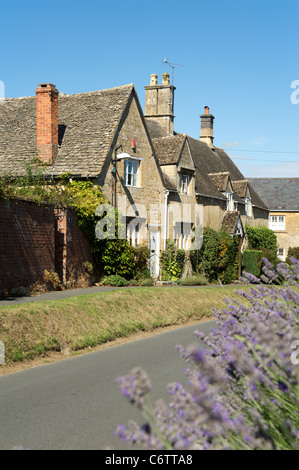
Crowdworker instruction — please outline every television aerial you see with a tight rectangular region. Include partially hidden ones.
[162,58,185,85]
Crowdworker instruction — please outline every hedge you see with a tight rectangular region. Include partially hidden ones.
[242,250,263,277]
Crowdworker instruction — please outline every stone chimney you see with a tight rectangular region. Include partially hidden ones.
[200,106,214,148]
[144,73,175,136]
[35,83,59,164]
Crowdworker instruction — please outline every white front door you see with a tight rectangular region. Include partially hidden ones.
[149,227,160,278]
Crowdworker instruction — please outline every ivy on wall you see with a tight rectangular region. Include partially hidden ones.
[0,163,138,278]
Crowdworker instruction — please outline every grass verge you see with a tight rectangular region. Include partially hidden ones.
[0,285,249,364]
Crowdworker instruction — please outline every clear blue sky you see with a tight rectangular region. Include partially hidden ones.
[1,0,298,177]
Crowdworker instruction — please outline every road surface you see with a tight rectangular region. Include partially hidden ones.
[0,319,216,450]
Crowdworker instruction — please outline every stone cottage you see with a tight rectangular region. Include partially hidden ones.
[0,76,269,280]
[248,178,299,261]
[0,82,169,277]
[144,73,269,250]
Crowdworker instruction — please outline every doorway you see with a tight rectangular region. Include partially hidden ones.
[149,227,160,278]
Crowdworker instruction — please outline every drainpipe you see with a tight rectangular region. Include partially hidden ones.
[112,144,123,209]
[164,189,169,250]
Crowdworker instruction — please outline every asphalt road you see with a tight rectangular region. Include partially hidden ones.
[0,319,216,450]
[0,285,120,306]
[0,283,230,306]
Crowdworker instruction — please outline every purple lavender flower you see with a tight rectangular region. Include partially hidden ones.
[115,259,299,450]
[115,366,152,407]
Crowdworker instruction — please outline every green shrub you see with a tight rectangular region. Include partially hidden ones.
[83,261,94,275]
[190,249,202,274]
[218,232,239,284]
[287,247,299,263]
[43,269,61,289]
[177,275,208,286]
[131,245,150,280]
[200,228,221,281]
[198,228,239,283]
[246,225,278,264]
[242,250,263,277]
[140,278,155,286]
[160,241,182,281]
[101,239,135,278]
[101,275,129,287]
[176,249,186,272]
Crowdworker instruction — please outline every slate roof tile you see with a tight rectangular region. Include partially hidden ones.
[0,84,134,177]
[248,178,299,210]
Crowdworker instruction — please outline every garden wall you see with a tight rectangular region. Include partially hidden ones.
[0,198,94,294]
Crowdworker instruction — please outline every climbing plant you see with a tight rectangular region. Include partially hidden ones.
[0,163,136,277]
[160,240,182,281]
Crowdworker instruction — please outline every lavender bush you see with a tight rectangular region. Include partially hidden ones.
[115,258,299,450]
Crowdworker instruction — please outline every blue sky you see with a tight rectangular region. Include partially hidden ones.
[1,0,298,177]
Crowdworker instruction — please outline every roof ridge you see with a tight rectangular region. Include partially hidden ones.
[3,83,135,101]
[59,83,134,98]
[152,134,184,141]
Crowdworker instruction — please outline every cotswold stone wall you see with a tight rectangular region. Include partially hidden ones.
[270,211,299,258]
[0,199,93,294]
[99,92,165,244]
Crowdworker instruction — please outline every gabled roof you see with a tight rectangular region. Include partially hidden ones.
[248,178,299,211]
[147,122,269,209]
[208,172,230,192]
[232,180,249,198]
[0,84,135,177]
[222,211,244,236]
[151,134,186,165]
[185,137,268,209]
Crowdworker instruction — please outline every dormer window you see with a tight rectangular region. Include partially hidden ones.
[180,173,191,194]
[124,160,139,187]
[225,191,234,211]
[245,197,252,217]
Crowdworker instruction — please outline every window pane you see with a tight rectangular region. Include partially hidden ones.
[181,174,189,193]
[124,160,138,186]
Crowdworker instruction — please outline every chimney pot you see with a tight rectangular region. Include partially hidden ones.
[150,74,158,86]
[144,73,175,136]
[205,106,209,114]
[162,73,170,85]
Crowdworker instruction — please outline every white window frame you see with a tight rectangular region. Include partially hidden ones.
[180,174,190,194]
[269,215,285,231]
[277,247,286,261]
[245,197,252,217]
[124,159,139,187]
[225,191,234,211]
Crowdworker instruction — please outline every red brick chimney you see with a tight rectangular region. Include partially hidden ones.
[35,83,59,164]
